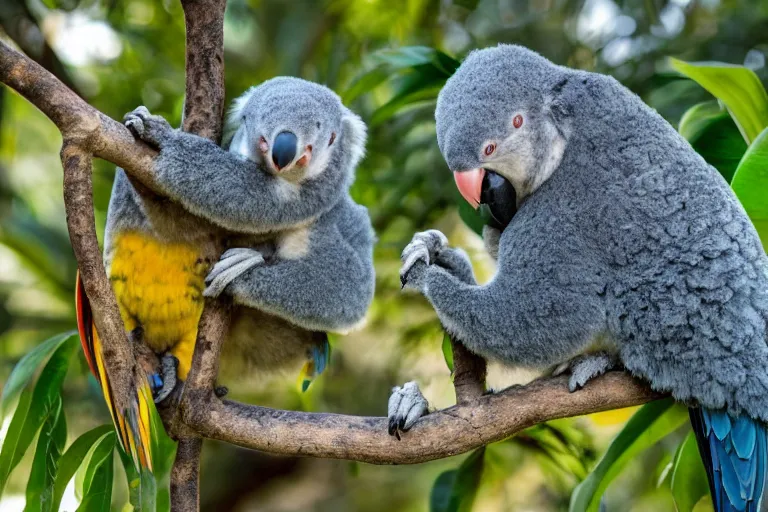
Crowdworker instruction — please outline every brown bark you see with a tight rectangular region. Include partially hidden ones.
[170,1,229,509]
[450,338,487,404]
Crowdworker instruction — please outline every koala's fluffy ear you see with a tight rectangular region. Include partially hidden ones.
[342,107,367,169]
[222,87,257,150]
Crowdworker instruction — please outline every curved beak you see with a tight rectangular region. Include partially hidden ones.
[453,168,486,209]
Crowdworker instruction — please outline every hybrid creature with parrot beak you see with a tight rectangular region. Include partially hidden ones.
[77,77,375,472]
[389,45,768,511]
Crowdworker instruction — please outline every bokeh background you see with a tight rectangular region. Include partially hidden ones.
[0,0,766,510]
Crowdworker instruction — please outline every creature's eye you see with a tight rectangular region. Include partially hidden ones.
[329,132,336,146]
[484,143,496,156]
[513,114,524,129]
[258,136,268,153]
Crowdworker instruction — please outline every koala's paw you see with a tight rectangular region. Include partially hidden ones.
[553,352,622,392]
[400,230,447,289]
[204,248,265,298]
[123,106,174,147]
[152,353,178,404]
[388,381,429,440]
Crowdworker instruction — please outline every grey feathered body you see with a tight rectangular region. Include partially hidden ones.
[421,46,768,422]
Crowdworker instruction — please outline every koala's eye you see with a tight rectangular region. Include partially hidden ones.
[328,132,336,146]
[513,114,524,129]
[258,136,268,153]
[484,143,496,156]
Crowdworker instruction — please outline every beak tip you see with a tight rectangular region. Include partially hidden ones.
[453,168,485,209]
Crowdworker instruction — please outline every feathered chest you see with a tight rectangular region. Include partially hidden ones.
[107,231,209,351]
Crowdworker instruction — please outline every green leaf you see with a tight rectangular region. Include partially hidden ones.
[51,426,114,512]
[458,201,491,236]
[731,126,768,250]
[0,335,78,499]
[76,438,115,512]
[430,447,485,512]
[678,101,748,183]
[80,433,116,501]
[441,334,454,374]
[0,332,76,419]
[670,59,768,144]
[24,396,67,512]
[671,431,710,512]
[569,398,689,512]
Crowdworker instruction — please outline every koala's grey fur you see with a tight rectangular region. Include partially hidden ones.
[108,77,374,377]
[401,44,768,422]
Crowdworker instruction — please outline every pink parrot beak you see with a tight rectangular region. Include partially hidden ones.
[453,168,486,209]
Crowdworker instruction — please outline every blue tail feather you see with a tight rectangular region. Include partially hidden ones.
[689,408,767,512]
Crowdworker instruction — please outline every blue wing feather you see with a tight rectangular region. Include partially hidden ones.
[691,408,767,512]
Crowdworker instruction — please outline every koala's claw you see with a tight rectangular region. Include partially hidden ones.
[152,353,179,404]
[400,230,448,289]
[204,248,265,298]
[387,381,429,440]
[123,106,173,147]
[553,352,622,392]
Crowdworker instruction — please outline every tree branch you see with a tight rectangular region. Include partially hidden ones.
[450,338,487,404]
[170,1,228,509]
[186,372,662,464]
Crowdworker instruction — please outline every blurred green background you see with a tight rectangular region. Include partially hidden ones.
[0,0,767,510]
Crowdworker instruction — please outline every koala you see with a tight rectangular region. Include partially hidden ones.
[102,77,374,400]
[388,45,768,512]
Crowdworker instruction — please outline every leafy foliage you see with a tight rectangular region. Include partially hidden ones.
[570,399,689,512]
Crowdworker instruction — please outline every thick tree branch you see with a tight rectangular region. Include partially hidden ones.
[170,1,228,509]
[0,42,159,189]
[61,141,141,423]
[450,338,487,404]
[187,372,662,464]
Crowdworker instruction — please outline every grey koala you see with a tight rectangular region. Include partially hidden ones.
[108,77,374,399]
[389,45,768,511]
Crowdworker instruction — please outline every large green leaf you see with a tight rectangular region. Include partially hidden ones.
[430,447,485,512]
[0,335,78,498]
[569,398,689,512]
[0,332,76,419]
[678,101,748,183]
[24,396,67,512]
[51,426,114,512]
[441,334,454,374]
[730,126,768,249]
[670,59,768,144]
[76,435,115,512]
[670,431,710,512]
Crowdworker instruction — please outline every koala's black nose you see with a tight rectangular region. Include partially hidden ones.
[272,131,298,170]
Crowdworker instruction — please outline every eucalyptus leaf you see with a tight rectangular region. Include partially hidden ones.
[51,426,114,512]
[441,334,454,374]
[76,445,114,512]
[678,102,747,183]
[569,398,689,512]
[24,396,66,512]
[730,126,768,249]
[430,447,485,512]
[670,59,768,144]
[0,332,76,419]
[670,431,710,512]
[0,335,78,499]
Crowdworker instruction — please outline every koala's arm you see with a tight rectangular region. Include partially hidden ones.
[226,209,375,332]
[125,108,346,234]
